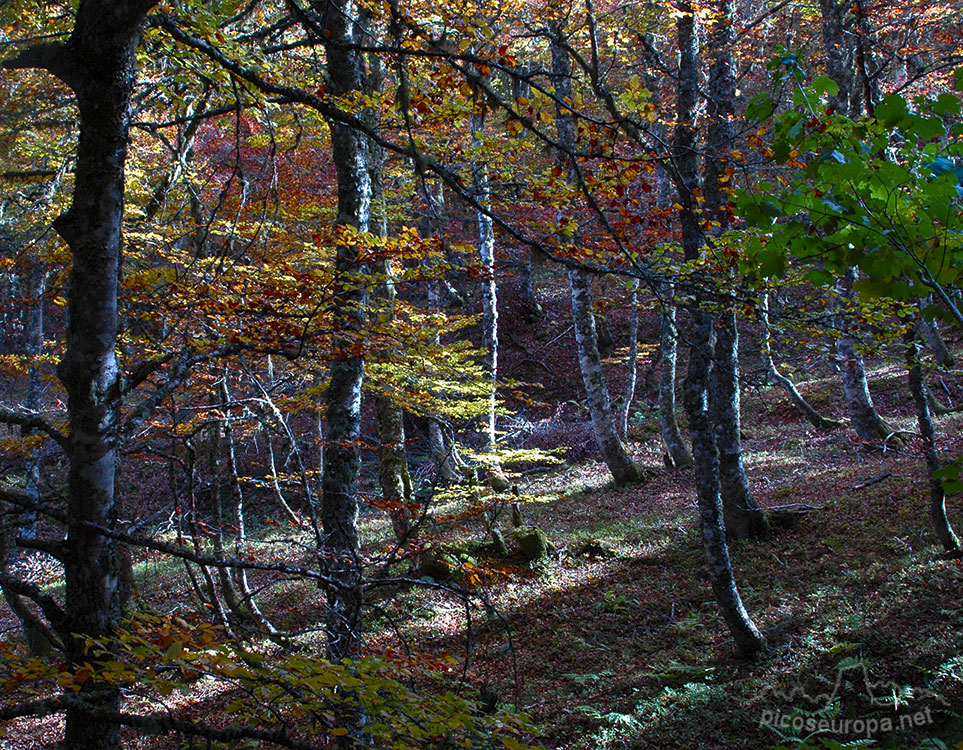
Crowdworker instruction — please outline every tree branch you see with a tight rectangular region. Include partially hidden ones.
[0,41,68,80]
[0,408,68,448]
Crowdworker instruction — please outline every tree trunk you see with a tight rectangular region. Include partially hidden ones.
[318,0,370,662]
[906,335,961,555]
[366,48,414,544]
[658,296,693,468]
[520,247,542,322]
[568,269,641,485]
[816,0,893,443]
[20,260,45,540]
[835,268,894,441]
[918,298,954,367]
[622,280,639,436]
[673,0,765,655]
[683,308,767,657]
[710,311,768,539]
[418,179,460,485]
[219,379,276,634]
[470,108,509,490]
[549,18,640,486]
[817,0,855,116]
[702,0,767,539]
[471,111,500,454]
[0,2,161,746]
[0,4,160,747]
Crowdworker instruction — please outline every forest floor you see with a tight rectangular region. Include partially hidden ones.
[386,358,963,750]
[3,348,963,750]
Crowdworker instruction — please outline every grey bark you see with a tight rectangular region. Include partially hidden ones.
[852,0,879,116]
[1,3,159,747]
[658,295,693,468]
[419,179,460,485]
[709,312,767,539]
[549,19,640,486]
[918,298,954,367]
[622,280,639,436]
[683,308,767,657]
[205,394,250,632]
[317,0,370,662]
[568,269,641,485]
[218,380,276,634]
[703,0,767,540]
[470,111,501,457]
[817,0,856,116]
[906,335,961,554]
[835,268,894,441]
[470,109,510,492]
[20,260,45,539]
[520,247,542,322]
[674,0,765,655]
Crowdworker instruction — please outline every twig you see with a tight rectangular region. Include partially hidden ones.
[851,472,893,491]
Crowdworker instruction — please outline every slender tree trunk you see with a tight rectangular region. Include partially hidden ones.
[206,393,249,629]
[471,111,500,454]
[653,112,691,468]
[918,298,954,367]
[367,46,414,543]
[219,379,276,634]
[622,280,639,436]
[817,0,855,116]
[318,0,370,662]
[710,312,767,538]
[759,291,840,431]
[549,18,640,486]
[418,179,459,485]
[835,268,894,441]
[470,109,509,491]
[520,247,542,322]
[568,269,641,484]
[20,260,45,539]
[673,0,765,655]
[703,0,766,539]
[683,308,767,656]
[906,334,961,555]
[658,294,693,468]
[852,0,879,116]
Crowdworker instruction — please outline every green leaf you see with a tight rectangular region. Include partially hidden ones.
[933,93,961,117]
[804,268,834,286]
[812,75,840,98]
[758,247,786,277]
[745,94,774,121]
[875,94,909,127]
[773,139,791,163]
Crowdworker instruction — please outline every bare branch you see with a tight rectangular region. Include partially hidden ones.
[0,408,68,448]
